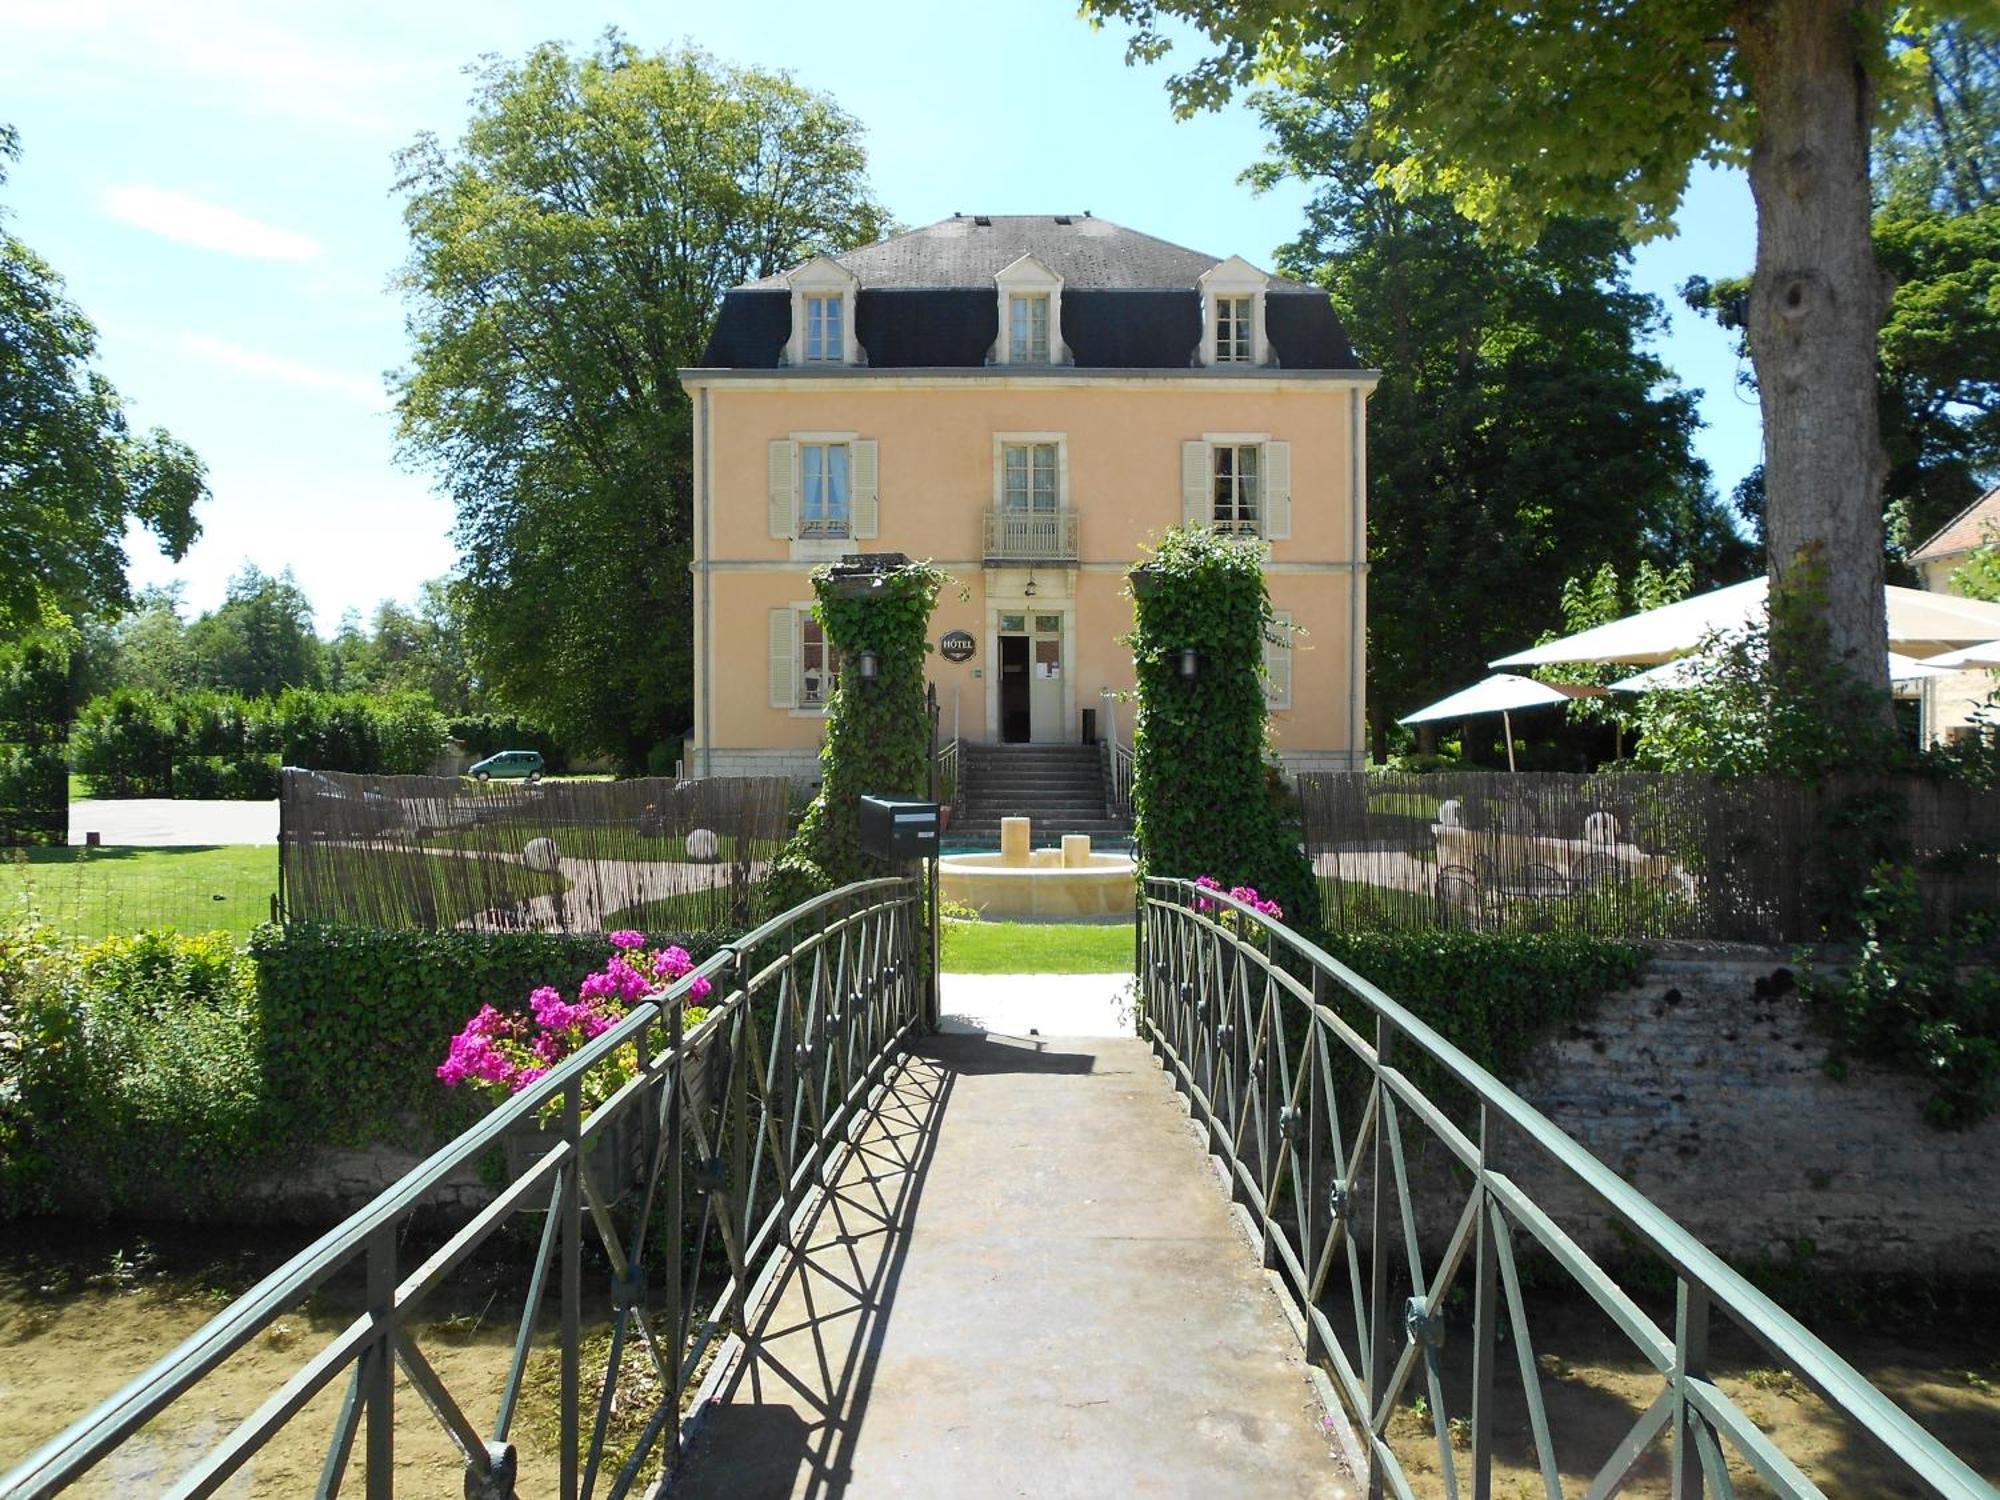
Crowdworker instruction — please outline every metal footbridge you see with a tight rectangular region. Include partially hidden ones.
[3,879,1991,1498]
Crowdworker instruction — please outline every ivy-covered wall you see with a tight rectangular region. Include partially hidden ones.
[765,554,944,910]
[1129,527,1318,927]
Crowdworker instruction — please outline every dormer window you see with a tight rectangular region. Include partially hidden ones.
[1216,296,1254,363]
[785,256,860,366]
[1197,257,1271,368]
[1009,294,1051,363]
[993,254,1067,365]
[803,294,844,363]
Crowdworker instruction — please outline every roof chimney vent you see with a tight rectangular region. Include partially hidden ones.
[973,215,991,227]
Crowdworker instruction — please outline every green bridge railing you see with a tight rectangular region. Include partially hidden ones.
[2,877,926,1499]
[1139,875,1991,1499]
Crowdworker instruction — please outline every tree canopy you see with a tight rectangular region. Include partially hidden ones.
[0,126,206,635]
[1081,0,1994,728]
[394,35,887,769]
[1250,94,1750,747]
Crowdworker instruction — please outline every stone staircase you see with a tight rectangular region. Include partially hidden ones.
[953,743,1131,845]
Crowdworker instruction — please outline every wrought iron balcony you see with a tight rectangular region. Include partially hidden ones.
[983,507,1079,564]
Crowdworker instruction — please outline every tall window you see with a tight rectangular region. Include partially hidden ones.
[1213,444,1261,532]
[1002,442,1059,511]
[799,443,850,537]
[799,617,841,707]
[803,294,843,362]
[1009,294,1050,362]
[1216,296,1254,363]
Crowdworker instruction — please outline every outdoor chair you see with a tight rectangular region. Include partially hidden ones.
[1433,863,1484,929]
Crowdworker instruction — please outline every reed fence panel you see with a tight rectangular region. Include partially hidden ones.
[1299,771,2000,942]
[279,770,790,935]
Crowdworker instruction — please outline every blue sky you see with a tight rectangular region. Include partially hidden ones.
[4,0,1760,633]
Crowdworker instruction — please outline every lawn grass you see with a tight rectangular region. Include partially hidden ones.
[0,844,278,942]
[940,919,1133,974]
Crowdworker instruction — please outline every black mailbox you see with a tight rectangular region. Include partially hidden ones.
[858,795,940,861]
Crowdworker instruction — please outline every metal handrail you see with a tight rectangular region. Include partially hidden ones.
[1139,876,1991,1499]
[936,736,962,812]
[6,877,925,1499]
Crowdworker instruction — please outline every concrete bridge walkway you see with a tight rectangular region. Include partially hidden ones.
[671,975,1350,1499]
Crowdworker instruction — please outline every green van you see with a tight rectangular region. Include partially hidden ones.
[468,749,544,783]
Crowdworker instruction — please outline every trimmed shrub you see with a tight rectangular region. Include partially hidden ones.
[249,920,736,1146]
[73,688,449,797]
[1318,928,1648,1088]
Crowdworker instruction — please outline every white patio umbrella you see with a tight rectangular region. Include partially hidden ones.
[1924,639,2000,669]
[1399,673,1602,772]
[1608,649,1951,692]
[1492,578,2000,669]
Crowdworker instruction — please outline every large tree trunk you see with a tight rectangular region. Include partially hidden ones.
[1737,0,1892,713]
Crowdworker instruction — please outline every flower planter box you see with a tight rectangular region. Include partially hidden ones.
[504,1107,646,1208]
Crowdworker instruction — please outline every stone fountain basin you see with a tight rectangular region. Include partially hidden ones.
[939,849,1137,921]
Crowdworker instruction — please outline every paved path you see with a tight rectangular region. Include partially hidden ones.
[68,798,278,846]
[672,1019,1351,1498]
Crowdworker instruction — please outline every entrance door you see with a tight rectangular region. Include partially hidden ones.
[999,634,1031,743]
[1029,613,1064,744]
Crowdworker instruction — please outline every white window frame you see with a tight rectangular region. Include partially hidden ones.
[784,256,860,366]
[993,254,1068,365]
[1197,256,1271,368]
[1188,432,1290,540]
[797,441,851,538]
[794,605,841,715]
[1209,435,1265,535]
[991,432,1069,508]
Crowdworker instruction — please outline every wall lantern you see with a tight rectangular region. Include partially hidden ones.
[1023,572,1039,599]
[1176,648,1200,681]
[856,649,881,681]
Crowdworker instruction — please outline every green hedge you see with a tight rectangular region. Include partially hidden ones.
[249,921,735,1147]
[72,687,449,798]
[1318,929,1649,1087]
[0,631,71,846]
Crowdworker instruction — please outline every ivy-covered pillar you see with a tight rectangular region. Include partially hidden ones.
[1129,527,1318,929]
[763,553,945,912]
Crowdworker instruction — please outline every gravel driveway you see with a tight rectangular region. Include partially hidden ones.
[67,799,280,847]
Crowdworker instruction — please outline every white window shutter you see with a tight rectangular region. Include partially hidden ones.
[1182,441,1211,526]
[768,608,795,708]
[1265,612,1294,710]
[768,441,797,539]
[1263,441,1292,540]
[850,440,879,539]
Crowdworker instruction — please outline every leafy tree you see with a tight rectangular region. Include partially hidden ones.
[1880,22,2000,215]
[0,126,205,633]
[1080,0,1993,721]
[107,584,195,695]
[1250,96,1749,752]
[395,36,887,770]
[184,565,325,698]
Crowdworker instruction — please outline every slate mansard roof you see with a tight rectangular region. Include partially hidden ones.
[696,214,1362,372]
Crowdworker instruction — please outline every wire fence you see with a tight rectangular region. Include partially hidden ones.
[279,770,792,935]
[1299,770,2000,943]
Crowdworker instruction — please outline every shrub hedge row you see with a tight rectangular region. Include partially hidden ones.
[0,632,71,846]
[72,688,451,798]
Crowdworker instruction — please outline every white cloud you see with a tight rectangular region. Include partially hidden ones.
[101,186,322,261]
[181,334,382,404]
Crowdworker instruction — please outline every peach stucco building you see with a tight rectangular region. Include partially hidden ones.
[679,215,1377,783]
